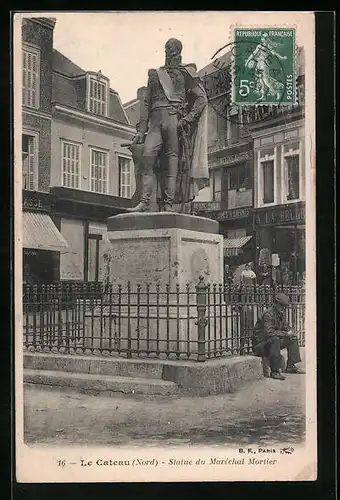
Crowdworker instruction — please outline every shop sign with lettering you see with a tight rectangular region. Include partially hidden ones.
[193,206,251,221]
[254,203,305,226]
[216,208,251,221]
[23,197,43,210]
[210,151,251,168]
[22,192,53,211]
[192,201,221,212]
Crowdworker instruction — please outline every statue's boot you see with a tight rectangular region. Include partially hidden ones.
[127,201,150,212]
[127,157,154,213]
[163,203,175,212]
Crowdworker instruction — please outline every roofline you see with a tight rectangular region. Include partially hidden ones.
[53,104,136,134]
[52,49,86,75]
[87,70,110,82]
[53,70,118,94]
[28,17,56,29]
[250,117,304,139]
[124,98,139,108]
[53,69,86,80]
[115,93,131,125]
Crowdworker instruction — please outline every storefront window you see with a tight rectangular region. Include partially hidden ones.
[262,160,274,204]
[87,235,102,282]
[228,165,252,192]
[60,219,84,280]
[23,249,59,285]
[227,229,246,239]
[222,164,252,209]
[211,169,221,202]
[88,238,98,282]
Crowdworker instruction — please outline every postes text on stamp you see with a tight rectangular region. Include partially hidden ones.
[233,28,296,105]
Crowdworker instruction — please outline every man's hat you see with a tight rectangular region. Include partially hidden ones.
[274,293,290,306]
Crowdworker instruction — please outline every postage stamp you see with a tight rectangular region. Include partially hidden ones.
[233,28,296,105]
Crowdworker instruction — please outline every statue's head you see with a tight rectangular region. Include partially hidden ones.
[165,38,182,66]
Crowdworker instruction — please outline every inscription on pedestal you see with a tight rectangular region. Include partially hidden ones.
[108,237,171,284]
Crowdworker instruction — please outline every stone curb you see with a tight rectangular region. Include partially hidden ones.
[24,352,263,396]
[24,369,180,396]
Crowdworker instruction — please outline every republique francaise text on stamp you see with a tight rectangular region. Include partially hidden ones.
[233,28,296,106]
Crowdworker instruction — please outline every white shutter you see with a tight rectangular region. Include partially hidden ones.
[22,48,39,108]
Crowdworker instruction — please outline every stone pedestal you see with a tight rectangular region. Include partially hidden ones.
[98,213,225,357]
[106,212,223,288]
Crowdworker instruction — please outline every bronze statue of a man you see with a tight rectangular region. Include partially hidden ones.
[128,38,209,213]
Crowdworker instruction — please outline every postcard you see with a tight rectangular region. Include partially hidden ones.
[14,10,316,482]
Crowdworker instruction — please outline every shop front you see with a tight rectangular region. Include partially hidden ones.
[254,201,305,285]
[215,207,254,266]
[191,204,254,278]
[193,143,254,268]
[50,186,132,284]
[22,192,69,285]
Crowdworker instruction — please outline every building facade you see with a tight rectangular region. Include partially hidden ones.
[21,18,135,285]
[21,17,66,285]
[193,48,305,284]
[248,99,305,285]
[50,49,135,282]
[124,47,306,284]
[193,54,254,266]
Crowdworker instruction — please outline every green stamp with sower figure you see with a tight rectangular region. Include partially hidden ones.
[233,28,296,105]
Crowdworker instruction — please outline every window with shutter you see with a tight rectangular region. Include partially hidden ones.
[284,152,300,201]
[88,78,108,116]
[262,160,274,204]
[22,46,40,109]
[22,134,37,191]
[90,149,108,194]
[62,142,81,189]
[118,157,132,198]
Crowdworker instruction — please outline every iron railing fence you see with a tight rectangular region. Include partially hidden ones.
[22,279,305,362]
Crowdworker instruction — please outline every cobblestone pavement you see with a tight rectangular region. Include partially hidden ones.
[24,371,305,448]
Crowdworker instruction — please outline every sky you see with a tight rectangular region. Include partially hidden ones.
[27,11,313,104]
[51,12,239,103]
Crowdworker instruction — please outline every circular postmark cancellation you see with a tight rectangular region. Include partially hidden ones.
[202,28,297,123]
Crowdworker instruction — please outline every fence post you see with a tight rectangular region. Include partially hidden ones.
[57,283,63,347]
[127,281,132,359]
[196,275,207,362]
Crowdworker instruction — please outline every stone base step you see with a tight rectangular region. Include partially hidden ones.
[24,369,180,396]
[23,352,264,395]
[24,352,165,380]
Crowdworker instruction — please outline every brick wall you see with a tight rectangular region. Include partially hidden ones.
[22,18,54,114]
[22,113,51,191]
[21,18,55,192]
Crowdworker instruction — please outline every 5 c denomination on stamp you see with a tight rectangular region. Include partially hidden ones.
[233,28,296,105]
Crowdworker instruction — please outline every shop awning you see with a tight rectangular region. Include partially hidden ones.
[223,236,253,257]
[23,212,69,252]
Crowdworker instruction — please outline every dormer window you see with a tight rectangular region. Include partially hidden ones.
[87,73,109,117]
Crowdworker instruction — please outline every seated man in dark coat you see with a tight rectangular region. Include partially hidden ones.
[252,294,304,380]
